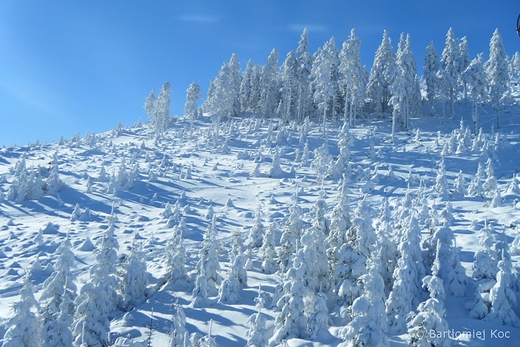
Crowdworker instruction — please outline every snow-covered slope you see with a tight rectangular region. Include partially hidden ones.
[1,109,520,346]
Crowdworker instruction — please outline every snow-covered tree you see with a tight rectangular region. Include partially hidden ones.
[185,81,202,128]
[485,29,510,129]
[228,52,242,117]
[248,205,265,248]
[164,222,188,288]
[367,30,396,118]
[260,222,278,274]
[45,152,64,194]
[259,49,280,117]
[169,303,191,347]
[407,257,451,347]
[393,33,421,130]
[278,50,299,122]
[338,257,389,347]
[440,28,460,119]
[246,286,268,347]
[119,238,149,310]
[468,161,485,197]
[73,224,120,346]
[295,28,314,122]
[2,274,42,347]
[339,29,367,126]
[424,41,441,116]
[153,82,172,138]
[239,59,262,114]
[269,258,308,344]
[278,197,303,272]
[311,37,340,137]
[431,225,467,297]
[195,218,222,296]
[484,250,519,326]
[144,89,157,125]
[434,155,449,200]
[40,237,77,347]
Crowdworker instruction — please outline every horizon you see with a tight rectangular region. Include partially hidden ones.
[0,1,518,147]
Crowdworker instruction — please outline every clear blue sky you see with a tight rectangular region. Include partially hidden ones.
[0,1,517,146]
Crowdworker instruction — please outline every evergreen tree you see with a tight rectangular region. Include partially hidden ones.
[2,274,42,347]
[248,205,265,248]
[228,52,242,117]
[463,54,487,134]
[195,218,222,296]
[407,257,451,347]
[295,28,314,122]
[259,49,280,117]
[278,197,303,272]
[185,81,202,129]
[269,256,308,344]
[119,238,149,310]
[153,82,172,138]
[278,50,299,122]
[260,222,278,274]
[169,303,191,347]
[485,29,510,129]
[246,286,267,347]
[440,28,460,119]
[144,89,157,124]
[338,258,389,347]
[73,224,120,346]
[40,237,77,346]
[484,250,519,326]
[424,41,441,116]
[338,29,367,127]
[367,30,396,118]
[203,62,236,122]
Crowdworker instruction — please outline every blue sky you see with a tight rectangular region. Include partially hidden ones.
[0,1,517,146]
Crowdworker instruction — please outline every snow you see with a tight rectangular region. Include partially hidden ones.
[1,105,520,346]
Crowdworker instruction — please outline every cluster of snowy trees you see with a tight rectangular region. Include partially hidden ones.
[5,152,64,202]
[164,27,516,140]
[4,113,520,346]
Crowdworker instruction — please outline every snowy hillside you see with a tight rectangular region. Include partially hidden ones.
[1,107,520,346]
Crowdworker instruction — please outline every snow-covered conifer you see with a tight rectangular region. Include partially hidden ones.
[441,27,460,119]
[269,257,308,344]
[246,286,267,347]
[338,257,389,347]
[119,238,149,310]
[463,54,487,134]
[260,223,278,274]
[453,170,467,196]
[165,221,188,286]
[407,257,451,347]
[259,49,280,117]
[169,303,191,347]
[152,82,172,138]
[485,29,510,129]
[434,155,449,200]
[483,158,498,197]
[40,237,77,345]
[430,223,467,296]
[278,198,303,272]
[195,218,222,296]
[269,147,285,178]
[468,161,485,197]
[424,41,441,116]
[248,205,265,249]
[339,29,367,126]
[367,30,396,118]
[2,274,42,347]
[185,81,202,129]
